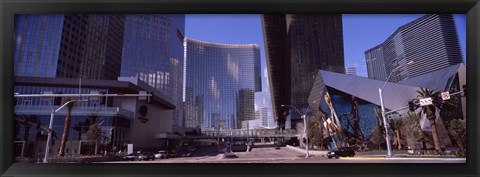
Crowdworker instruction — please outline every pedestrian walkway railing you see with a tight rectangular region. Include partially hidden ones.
[200,129,298,138]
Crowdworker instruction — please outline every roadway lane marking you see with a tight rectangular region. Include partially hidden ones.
[263,148,273,160]
[281,148,300,158]
[195,156,211,160]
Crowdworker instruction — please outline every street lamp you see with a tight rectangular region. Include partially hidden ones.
[281,100,318,158]
[43,99,87,163]
[379,60,413,158]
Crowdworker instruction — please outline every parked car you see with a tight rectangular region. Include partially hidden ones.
[187,146,197,152]
[183,149,195,157]
[181,146,197,157]
[168,150,178,157]
[155,150,168,159]
[138,152,155,161]
[327,147,355,159]
[274,140,285,149]
[123,153,139,161]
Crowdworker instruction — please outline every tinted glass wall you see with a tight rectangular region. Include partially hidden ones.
[121,14,185,128]
[14,15,64,78]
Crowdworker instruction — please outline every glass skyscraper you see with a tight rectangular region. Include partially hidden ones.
[365,14,464,83]
[13,14,187,157]
[183,38,261,130]
[121,14,186,128]
[14,14,125,80]
[14,15,64,78]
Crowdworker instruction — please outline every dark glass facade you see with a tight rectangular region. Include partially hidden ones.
[14,14,125,80]
[14,15,64,77]
[184,38,261,129]
[262,14,345,129]
[121,14,185,128]
[288,14,346,124]
[13,14,186,158]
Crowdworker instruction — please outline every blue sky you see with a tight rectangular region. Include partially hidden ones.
[185,14,467,84]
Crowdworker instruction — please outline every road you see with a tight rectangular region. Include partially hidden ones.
[99,144,465,163]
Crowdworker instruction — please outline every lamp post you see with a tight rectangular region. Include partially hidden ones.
[43,99,87,163]
[379,61,413,158]
[281,100,317,158]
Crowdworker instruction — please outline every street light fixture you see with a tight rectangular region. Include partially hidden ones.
[378,60,413,158]
[281,100,318,158]
[44,99,87,163]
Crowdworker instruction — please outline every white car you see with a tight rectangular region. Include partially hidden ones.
[154,150,168,159]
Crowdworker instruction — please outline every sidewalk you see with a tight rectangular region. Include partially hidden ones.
[285,145,328,157]
[285,145,465,161]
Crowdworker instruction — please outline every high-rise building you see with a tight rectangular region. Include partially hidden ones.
[365,45,387,81]
[121,14,186,129]
[13,14,185,155]
[345,66,357,76]
[14,14,125,80]
[14,15,64,78]
[261,14,345,129]
[365,14,464,83]
[183,38,261,129]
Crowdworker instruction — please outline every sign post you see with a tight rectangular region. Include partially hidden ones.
[419,97,433,106]
[441,92,451,100]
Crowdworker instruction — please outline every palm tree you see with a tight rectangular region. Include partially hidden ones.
[402,111,423,149]
[389,119,404,150]
[58,97,77,157]
[448,118,466,154]
[410,88,442,152]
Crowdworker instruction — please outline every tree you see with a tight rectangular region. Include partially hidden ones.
[16,115,41,142]
[402,112,422,149]
[371,107,386,149]
[72,119,91,141]
[307,114,323,149]
[448,118,466,154]
[410,88,442,152]
[58,97,78,157]
[87,124,102,155]
[389,118,404,150]
[369,125,385,150]
[351,96,363,139]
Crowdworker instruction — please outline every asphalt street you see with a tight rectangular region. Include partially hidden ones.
[99,144,465,163]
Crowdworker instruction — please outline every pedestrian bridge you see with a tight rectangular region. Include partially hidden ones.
[185,129,299,139]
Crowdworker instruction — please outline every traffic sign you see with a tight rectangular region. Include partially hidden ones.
[419,97,433,106]
[441,92,450,100]
[387,113,402,119]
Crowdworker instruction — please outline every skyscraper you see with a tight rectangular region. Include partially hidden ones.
[261,14,345,129]
[15,14,185,129]
[121,14,186,129]
[345,66,357,76]
[14,15,64,78]
[365,14,464,83]
[14,14,125,80]
[183,38,261,129]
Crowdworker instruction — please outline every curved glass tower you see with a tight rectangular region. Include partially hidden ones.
[183,38,261,130]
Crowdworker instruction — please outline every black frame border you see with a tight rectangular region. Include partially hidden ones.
[1,0,479,177]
